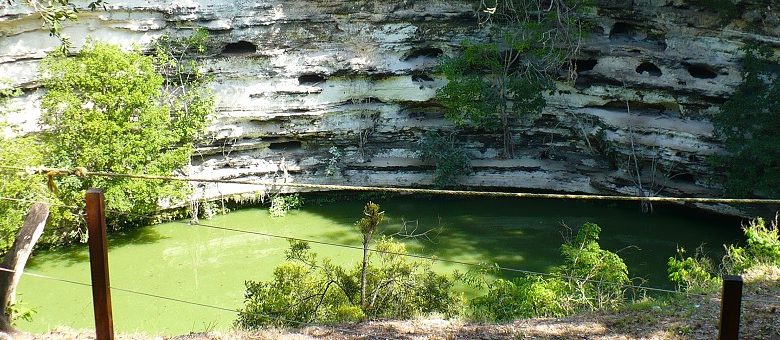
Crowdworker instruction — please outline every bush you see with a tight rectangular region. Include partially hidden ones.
[418,131,471,188]
[269,194,303,217]
[237,204,462,328]
[667,246,719,293]
[467,222,629,321]
[723,216,780,273]
[470,275,569,321]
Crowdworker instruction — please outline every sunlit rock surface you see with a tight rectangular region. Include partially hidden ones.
[1,0,778,215]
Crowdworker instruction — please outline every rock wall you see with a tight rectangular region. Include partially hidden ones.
[1,0,778,215]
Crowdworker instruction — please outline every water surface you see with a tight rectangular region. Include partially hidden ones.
[17,196,743,334]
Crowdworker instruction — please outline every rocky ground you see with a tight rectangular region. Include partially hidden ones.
[17,266,779,340]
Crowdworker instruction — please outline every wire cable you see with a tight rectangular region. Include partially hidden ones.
[3,165,780,205]
[182,221,700,296]
[0,266,369,337]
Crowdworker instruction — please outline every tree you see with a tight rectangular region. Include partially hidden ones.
[356,202,383,309]
[436,0,587,157]
[39,41,212,228]
[713,45,780,197]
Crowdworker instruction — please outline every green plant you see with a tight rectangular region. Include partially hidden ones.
[269,194,303,217]
[325,146,342,176]
[237,203,462,328]
[667,246,719,293]
[467,222,629,321]
[558,223,630,310]
[470,275,569,321]
[12,0,106,52]
[418,131,471,188]
[713,45,780,198]
[6,300,35,325]
[436,1,588,157]
[38,40,212,233]
[722,216,780,273]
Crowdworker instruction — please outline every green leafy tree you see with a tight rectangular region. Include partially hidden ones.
[713,45,780,197]
[436,0,587,157]
[39,41,212,228]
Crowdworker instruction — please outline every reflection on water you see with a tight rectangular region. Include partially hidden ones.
[18,196,742,334]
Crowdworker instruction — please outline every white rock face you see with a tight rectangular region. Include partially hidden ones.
[1,0,778,215]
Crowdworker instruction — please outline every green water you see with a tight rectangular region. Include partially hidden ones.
[17,196,743,335]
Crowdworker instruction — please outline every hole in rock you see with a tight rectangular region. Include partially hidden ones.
[222,41,257,55]
[298,73,326,85]
[402,47,443,61]
[268,140,303,151]
[412,73,434,82]
[684,64,717,79]
[609,22,636,40]
[670,171,696,183]
[636,62,662,77]
[573,59,598,72]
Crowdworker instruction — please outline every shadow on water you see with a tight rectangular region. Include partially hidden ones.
[300,194,744,287]
[28,226,168,269]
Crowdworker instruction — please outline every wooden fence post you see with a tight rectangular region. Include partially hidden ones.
[719,275,743,340]
[86,188,114,340]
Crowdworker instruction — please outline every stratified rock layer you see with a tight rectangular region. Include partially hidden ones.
[1,0,778,215]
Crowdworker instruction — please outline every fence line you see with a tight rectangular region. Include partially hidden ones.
[0,267,371,338]
[3,165,780,205]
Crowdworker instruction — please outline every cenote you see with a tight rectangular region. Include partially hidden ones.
[17,194,743,335]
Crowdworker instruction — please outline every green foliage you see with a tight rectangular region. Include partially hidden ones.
[470,275,569,321]
[237,204,462,328]
[324,146,342,177]
[435,1,587,157]
[723,217,780,273]
[558,223,630,309]
[418,131,471,188]
[667,246,719,293]
[0,136,60,253]
[713,45,780,197]
[237,238,462,328]
[269,194,303,218]
[356,201,383,237]
[14,0,106,52]
[468,222,629,321]
[37,40,212,231]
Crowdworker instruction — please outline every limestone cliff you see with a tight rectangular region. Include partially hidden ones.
[1,0,778,215]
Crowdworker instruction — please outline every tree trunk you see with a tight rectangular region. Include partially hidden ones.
[360,234,369,311]
[0,203,50,332]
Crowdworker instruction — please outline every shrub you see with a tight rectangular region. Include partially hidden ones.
[467,222,629,321]
[667,246,719,293]
[269,194,303,217]
[723,216,780,273]
[470,275,569,321]
[237,203,462,328]
[418,131,471,188]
